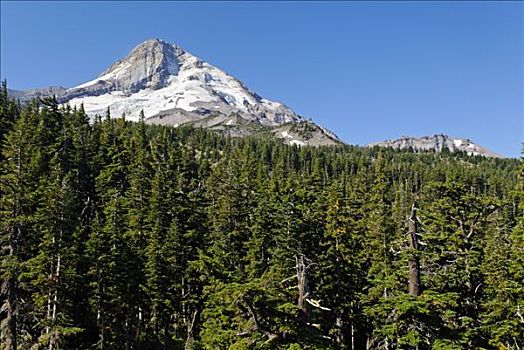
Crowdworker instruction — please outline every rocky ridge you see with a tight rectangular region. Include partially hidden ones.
[368,134,503,158]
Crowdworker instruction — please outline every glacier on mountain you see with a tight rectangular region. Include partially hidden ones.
[63,39,302,125]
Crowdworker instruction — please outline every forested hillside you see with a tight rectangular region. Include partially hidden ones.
[0,82,522,349]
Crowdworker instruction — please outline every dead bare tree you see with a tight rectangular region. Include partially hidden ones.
[184,309,198,350]
[295,254,331,332]
[407,202,421,296]
[296,254,312,321]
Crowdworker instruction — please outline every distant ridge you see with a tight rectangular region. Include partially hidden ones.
[368,134,503,158]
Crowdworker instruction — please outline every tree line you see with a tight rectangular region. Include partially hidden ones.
[0,82,522,349]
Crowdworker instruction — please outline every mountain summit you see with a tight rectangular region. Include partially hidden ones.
[68,38,304,124]
[76,39,180,93]
[11,39,339,146]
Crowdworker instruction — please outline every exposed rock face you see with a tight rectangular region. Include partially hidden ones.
[368,134,502,158]
[8,86,69,102]
[75,39,180,94]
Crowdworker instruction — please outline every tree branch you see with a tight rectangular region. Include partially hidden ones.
[306,298,331,311]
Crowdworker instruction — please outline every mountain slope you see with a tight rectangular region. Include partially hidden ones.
[12,39,340,146]
[368,134,503,158]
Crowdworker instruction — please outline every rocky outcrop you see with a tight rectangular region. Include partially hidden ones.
[368,134,502,158]
[75,39,180,94]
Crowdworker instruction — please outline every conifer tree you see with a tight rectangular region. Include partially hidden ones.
[24,105,87,349]
[317,178,367,348]
[0,101,49,349]
[0,81,20,157]
[87,115,136,349]
[363,153,398,349]
[420,177,500,347]
[143,131,178,347]
[480,159,524,348]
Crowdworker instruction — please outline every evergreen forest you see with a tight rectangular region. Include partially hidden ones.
[0,83,523,349]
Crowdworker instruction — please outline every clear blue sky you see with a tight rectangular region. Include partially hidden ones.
[1,1,522,157]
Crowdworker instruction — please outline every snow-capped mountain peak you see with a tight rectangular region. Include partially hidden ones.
[8,39,341,146]
[55,39,308,127]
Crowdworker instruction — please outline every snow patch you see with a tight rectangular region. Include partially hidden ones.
[290,140,306,146]
[281,131,293,139]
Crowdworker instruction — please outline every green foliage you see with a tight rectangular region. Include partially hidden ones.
[0,87,521,349]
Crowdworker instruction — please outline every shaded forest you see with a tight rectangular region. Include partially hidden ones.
[0,83,522,349]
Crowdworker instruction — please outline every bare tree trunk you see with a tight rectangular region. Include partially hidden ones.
[48,211,64,350]
[124,314,130,350]
[48,253,61,350]
[296,254,311,322]
[351,321,355,350]
[407,203,421,296]
[383,286,390,350]
[335,316,344,346]
[2,151,22,350]
[184,309,198,350]
[46,260,53,336]
[2,273,17,350]
[136,306,143,350]
[98,281,105,350]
